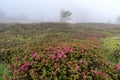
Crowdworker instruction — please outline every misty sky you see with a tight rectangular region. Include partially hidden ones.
[0,0,120,23]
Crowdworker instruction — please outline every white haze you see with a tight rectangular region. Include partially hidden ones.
[0,0,120,23]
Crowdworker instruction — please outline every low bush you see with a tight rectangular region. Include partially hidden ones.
[4,42,120,80]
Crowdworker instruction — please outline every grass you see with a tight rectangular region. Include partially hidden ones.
[0,64,7,80]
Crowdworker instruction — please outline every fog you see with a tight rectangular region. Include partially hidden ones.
[0,0,120,23]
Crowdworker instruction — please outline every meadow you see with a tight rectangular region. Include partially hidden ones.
[0,22,120,80]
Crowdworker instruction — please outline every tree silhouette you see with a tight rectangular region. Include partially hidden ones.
[60,9,72,22]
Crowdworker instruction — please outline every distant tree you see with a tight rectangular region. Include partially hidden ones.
[60,9,72,22]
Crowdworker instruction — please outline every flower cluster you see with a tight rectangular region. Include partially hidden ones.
[5,42,120,80]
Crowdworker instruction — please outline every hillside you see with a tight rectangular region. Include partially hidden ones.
[0,23,120,80]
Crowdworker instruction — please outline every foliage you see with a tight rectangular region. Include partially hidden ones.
[4,41,120,80]
[103,37,120,63]
[0,23,120,80]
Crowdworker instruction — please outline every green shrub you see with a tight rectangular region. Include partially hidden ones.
[5,42,120,80]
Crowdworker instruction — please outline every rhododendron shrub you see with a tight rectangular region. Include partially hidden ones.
[4,42,120,80]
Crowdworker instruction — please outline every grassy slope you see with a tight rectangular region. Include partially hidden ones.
[0,22,120,79]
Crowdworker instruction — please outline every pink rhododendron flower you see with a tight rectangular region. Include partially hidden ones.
[14,69,17,74]
[24,67,28,72]
[51,55,56,60]
[58,53,62,58]
[97,71,102,75]
[83,75,87,79]
[63,54,67,58]
[91,70,97,74]
[69,48,73,52]
[36,55,40,60]
[32,52,40,60]
[83,61,88,65]
[101,73,106,78]
[14,63,17,67]
[17,56,22,59]
[32,52,37,57]
[97,71,106,78]
[52,71,56,75]
[76,65,80,70]
[54,63,57,66]
[63,46,69,52]
[82,71,85,75]
[115,64,120,70]
[16,60,18,63]
[81,49,85,53]
[79,60,83,63]
[31,61,34,64]
[56,67,60,71]
[19,62,30,71]
[82,71,87,79]
[7,65,12,69]
[67,64,71,68]
[45,60,49,63]
[61,58,65,62]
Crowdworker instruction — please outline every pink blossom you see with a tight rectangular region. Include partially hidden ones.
[115,64,120,70]
[91,70,97,74]
[51,55,56,60]
[36,55,40,60]
[76,65,80,70]
[14,63,17,67]
[32,53,37,57]
[31,61,34,64]
[61,58,65,62]
[16,60,18,63]
[69,48,73,52]
[83,75,87,79]
[63,46,69,52]
[58,53,62,58]
[68,64,71,68]
[55,57,59,61]
[24,62,30,66]
[45,60,49,63]
[54,63,57,67]
[82,71,85,75]
[82,71,87,79]
[19,62,30,71]
[7,65,12,69]
[14,69,17,74]
[32,52,40,60]
[83,61,88,65]
[101,73,106,78]
[63,54,67,58]
[17,56,22,59]
[97,71,102,75]
[97,71,106,78]
[61,51,64,55]
[24,67,28,72]
[81,49,85,53]
[52,71,56,75]
[56,67,60,71]
[79,60,83,63]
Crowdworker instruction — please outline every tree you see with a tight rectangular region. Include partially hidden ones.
[60,9,72,22]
